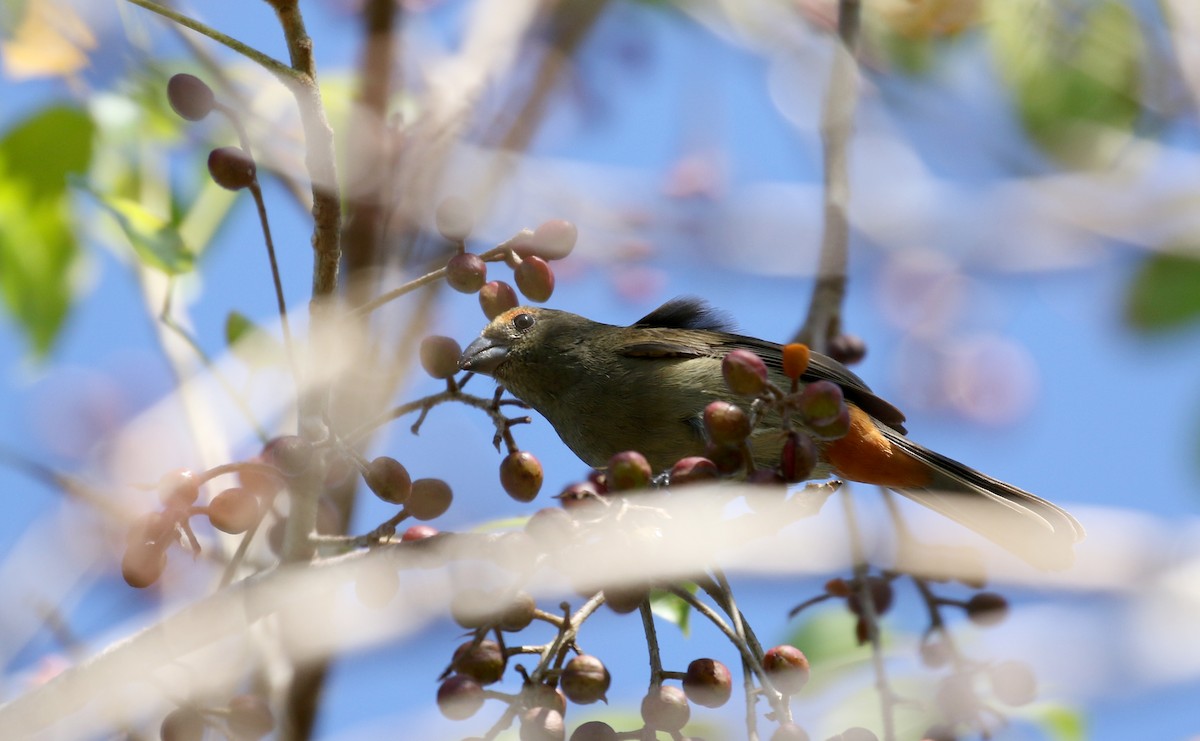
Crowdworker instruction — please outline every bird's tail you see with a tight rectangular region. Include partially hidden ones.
[878,426,1084,571]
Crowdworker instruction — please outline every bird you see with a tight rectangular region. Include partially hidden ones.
[459,297,1084,569]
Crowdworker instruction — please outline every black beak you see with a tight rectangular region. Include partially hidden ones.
[459,336,509,375]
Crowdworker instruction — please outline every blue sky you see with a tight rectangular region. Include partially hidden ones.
[2,1,1200,739]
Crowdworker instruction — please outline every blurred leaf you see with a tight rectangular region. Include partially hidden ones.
[0,179,74,356]
[1126,250,1200,332]
[988,0,1143,167]
[80,180,195,274]
[650,585,693,636]
[780,608,879,691]
[1037,704,1087,741]
[0,0,96,79]
[0,105,94,199]
[0,105,93,356]
[224,310,283,368]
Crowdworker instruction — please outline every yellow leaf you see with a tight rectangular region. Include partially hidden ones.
[1,1,96,79]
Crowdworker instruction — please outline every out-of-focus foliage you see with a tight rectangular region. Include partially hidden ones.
[1125,250,1200,332]
[988,0,1143,167]
[0,106,94,356]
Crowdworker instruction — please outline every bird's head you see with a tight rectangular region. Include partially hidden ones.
[459,306,594,383]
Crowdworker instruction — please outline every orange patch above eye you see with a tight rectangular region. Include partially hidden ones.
[822,405,932,489]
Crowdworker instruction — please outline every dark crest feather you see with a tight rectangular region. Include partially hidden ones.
[632,297,735,332]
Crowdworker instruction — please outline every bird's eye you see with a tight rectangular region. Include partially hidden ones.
[512,313,535,333]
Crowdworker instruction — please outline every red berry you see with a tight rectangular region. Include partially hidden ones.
[166,73,214,121]
[669,456,719,485]
[208,487,260,534]
[365,456,412,504]
[122,542,167,588]
[965,592,1008,626]
[780,432,817,483]
[640,685,690,732]
[796,380,845,426]
[437,675,485,720]
[763,645,810,695]
[207,146,256,190]
[703,401,751,446]
[419,335,463,379]
[517,219,578,260]
[479,280,519,320]
[722,349,769,396]
[159,468,200,509]
[561,654,611,704]
[500,451,544,502]
[400,524,438,541]
[683,658,733,708]
[514,255,555,302]
[406,478,452,520]
[446,253,487,293]
[607,450,652,491]
[452,639,506,685]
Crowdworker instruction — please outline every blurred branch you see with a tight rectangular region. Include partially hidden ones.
[794,0,861,352]
[123,0,300,82]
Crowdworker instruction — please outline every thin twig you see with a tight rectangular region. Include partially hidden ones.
[122,0,301,82]
[794,0,862,352]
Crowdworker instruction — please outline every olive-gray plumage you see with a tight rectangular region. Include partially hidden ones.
[459,298,1083,569]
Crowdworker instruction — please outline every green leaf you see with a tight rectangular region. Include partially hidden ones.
[80,180,195,274]
[0,178,74,356]
[780,609,880,692]
[223,310,284,368]
[1037,703,1088,741]
[649,586,693,636]
[989,0,1143,167]
[0,105,94,200]
[1126,250,1200,332]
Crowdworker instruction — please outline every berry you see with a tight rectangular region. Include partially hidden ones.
[500,451,544,502]
[828,334,867,365]
[364,456,412,505]
[451,589,497,629]
[847,577,894,617]
[499,590,538,631]
[446,253,487,293]
[781,343,811,380]
[607,450,652,491]
[160,706,205,741]
[640,685,690,732]
[722,349,769,396]
[401,524,438,541]
[964,592,1009,626]
[570,721,618,741]
[703,401,751,446]
[554,481,604,512]
[159,468,200,509]
[669,456,719,485]
[935,676,979,722]
[603,584,649,614]
[705,443,745,475]
[810,407,851,440]
[166,73,214,121]
[763,645,810,695]
[834,728,878,741]
[435,196,473,241]
[515,255,555,302]
[479,280,519,320]
[452,639,506,685]
[519,707,565,741]
[989,660,1037,706]
[770,723,811,741]
[517,219,578,260]
[237,459,284,498]
[523,682,568,714]
[208,487,260,534]
[437,675,485,720]
[682,658,733,708]
[796,380,845,426]
[122,542,167,588]
[419,335,463,379]
[406,478,452,520]
[780,432,817,483]
[227,694,273,740]
[207,146,256,190]
[560,654,610,704]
